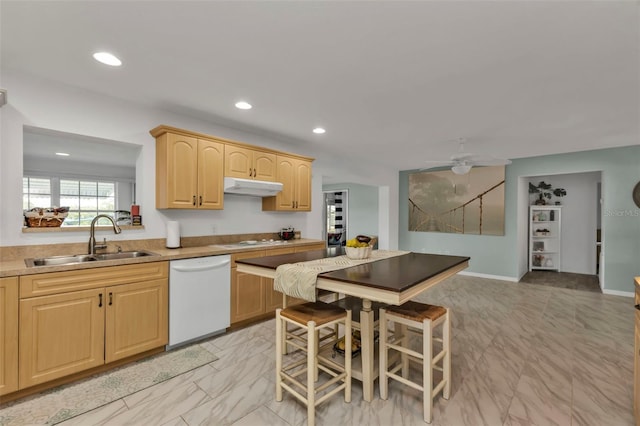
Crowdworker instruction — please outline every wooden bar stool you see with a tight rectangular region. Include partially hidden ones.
[379,301,451,424]
[276,302,352,426]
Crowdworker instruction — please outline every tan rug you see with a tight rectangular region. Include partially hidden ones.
[0,344,217,425]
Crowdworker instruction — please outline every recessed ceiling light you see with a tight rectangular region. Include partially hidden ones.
[55,152,70,157]
[235,101,252,110]
[312,127,326,134]
[93,52,122,66]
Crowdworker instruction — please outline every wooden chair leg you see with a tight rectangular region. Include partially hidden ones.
[307,320,316,426]
[443,310,451,399]
[400,323,409,379]
[275,309,283,402]
[379,308,389,400]
[423,318,433,424]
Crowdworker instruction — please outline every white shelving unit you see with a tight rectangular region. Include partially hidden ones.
[529,206,562,271]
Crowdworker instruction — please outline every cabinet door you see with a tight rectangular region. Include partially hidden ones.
[225,145,253,179]
[158,133,198,209]
[0,277,18,396]
[231,269,265,323]
[253,151,277,182]
[20,288,105,388]
[198,139,224,210]
[274,156,296,211]
[105,279,168,363]
[294,159,312,211]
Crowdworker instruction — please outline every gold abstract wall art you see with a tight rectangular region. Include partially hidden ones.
[408,166,506,235]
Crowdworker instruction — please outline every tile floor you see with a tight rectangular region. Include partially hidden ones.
[13,274,636,425]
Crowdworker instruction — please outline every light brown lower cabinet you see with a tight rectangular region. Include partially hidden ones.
[231,243,326,324]
[0,277,19,396]
[19,263,168,389]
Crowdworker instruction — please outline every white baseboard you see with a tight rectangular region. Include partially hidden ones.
[602,289,634,298]
[458,271,519,282]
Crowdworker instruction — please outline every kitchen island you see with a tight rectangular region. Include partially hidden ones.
[236,249,469,402]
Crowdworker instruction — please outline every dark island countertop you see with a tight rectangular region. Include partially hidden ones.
[235,249,470,294]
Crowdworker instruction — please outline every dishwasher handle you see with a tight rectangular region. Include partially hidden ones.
[171,258,231,273]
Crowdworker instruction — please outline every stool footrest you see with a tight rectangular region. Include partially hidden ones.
[386,371,424,392]
[432,378,446,398]
[432,349,445,366]
[386,341,424,360]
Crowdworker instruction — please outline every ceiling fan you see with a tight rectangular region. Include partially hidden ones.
[422,138,512,175]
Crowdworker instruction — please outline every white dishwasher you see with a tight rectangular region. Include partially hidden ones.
[167,255,231,350]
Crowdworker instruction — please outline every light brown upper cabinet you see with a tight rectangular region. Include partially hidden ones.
[224,145,276,182]
[262,155,312,211]
[153,128,224,210]
[152,125,313,211]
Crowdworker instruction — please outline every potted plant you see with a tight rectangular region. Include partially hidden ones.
[529,181,567,205]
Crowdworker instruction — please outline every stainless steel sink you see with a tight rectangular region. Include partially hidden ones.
[25,250,158,267]
[93,251,157,261]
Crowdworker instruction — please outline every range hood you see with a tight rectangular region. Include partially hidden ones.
[223,177,283,197]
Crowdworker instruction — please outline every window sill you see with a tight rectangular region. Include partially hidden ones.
[22,225,145,233]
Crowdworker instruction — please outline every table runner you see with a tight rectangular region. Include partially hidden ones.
[274,250,409,302]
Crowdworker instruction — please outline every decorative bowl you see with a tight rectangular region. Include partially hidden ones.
[345,245,372,260]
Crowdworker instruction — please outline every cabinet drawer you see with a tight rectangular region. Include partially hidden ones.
[296,243,326,252]
[20,262,169,298]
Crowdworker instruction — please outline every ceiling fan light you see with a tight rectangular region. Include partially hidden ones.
[451,164,472,175]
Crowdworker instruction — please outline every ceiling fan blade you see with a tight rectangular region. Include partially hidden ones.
[423,160,455,165]
[471,158,512,166]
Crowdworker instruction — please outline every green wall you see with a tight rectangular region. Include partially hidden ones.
[399,145,640,292]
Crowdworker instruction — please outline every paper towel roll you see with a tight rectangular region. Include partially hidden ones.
[166,221,180,248]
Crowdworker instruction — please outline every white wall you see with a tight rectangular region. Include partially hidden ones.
[527,172,600,274]
[0,72,399,247]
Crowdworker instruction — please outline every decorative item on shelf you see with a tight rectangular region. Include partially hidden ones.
[115,210,132,226]
[529,181,567,205]
[532,254,544,267]
[23,207,69,227]
[545,258,554,267]
[333,330,379,358]
[533,241,545,252]
[534,228,550,236]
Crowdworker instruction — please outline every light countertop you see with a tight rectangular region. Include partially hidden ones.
[0,238,325,277]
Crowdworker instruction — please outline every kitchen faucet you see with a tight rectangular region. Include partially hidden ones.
[88,214,122,255]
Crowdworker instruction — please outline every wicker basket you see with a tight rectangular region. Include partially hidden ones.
[345,245,373,260]
[24,208,69,228]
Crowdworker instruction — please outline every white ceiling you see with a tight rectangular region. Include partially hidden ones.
[2,1,638,173]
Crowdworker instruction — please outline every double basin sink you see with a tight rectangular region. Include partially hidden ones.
[25,250,158,268]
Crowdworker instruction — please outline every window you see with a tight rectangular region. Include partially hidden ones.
[23,177,52,211]
[23,176,117,226]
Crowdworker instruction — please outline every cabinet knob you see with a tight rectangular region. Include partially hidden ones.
[192,195,196,206]
[109,292,113,306]
[98,293,103,307]
[199,195,203,206]
[635,304,640,311]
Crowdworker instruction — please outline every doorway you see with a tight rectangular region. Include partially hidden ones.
[323,190,348,247]
[518,171,602,283]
